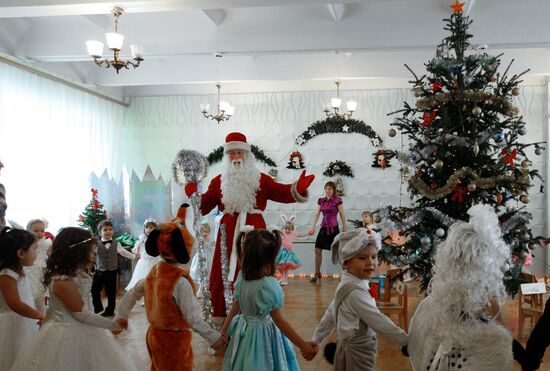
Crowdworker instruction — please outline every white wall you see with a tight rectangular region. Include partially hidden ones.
[122,84,548,276]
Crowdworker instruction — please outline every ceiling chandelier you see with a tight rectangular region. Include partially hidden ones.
[85,7,143,74]
[324,81,357,119]
[200,84,235,123]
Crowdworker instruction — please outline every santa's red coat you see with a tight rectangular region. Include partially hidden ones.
[200,172,306,317]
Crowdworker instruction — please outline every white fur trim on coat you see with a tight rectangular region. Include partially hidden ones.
[224,141,251,153]
[290,181,308,203]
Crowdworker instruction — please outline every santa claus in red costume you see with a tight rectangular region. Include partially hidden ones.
[185,132,315,319]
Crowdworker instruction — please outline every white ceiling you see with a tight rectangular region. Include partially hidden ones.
[1,0,550,97]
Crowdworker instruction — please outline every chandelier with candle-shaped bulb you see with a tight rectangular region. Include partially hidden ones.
[200,84,235,123]
[324,81,357,119]
[85,7,143,74]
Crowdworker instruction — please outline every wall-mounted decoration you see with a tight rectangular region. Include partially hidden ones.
[295,117,382,147]
[287,150,305,169]
[207,144,276,167]
[323,160,354,178]
[372,149,395,170]
[335,177,345,196]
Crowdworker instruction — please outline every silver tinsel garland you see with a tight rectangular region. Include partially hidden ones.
[189,193,214,326]
[500,211,531,235]
[380,205,527,240]
[379,206,459,232]
[219,224,233,314]
[172,149,209,185]
[424,207,459,227]
[171,149,213,324]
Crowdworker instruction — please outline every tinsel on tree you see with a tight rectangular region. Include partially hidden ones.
[379,2,544,296]
[78,188,108,236]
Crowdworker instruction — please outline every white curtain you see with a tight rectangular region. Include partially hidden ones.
[0,62,125,232]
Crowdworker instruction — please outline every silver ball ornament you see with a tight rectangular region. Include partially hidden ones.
[388,128,397,137]
[467,183,477,192]
[420,236,431,245]
[518,127,527,135]
[535,147,543,155]
[512,87,520,96]
[522,233,530,241]
[435,228,445,237]
[472,142,480,156]
[472,106,482,117]
[501,263,510,272]
[433,159,444,169]
[519,195,530,204]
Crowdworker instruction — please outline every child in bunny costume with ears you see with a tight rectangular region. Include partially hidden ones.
[275,215,307,286]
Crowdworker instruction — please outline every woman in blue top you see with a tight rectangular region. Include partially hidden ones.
[308,181,347,283]
[220,229,317,370]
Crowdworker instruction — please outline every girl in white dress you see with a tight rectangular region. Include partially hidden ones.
[0,227,43,370]
[126,218,159,291]
[24,218,52,311]
[12,227,136,371]
[190,223,214,284]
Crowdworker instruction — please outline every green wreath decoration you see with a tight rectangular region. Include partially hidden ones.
[207,145,277,167]
[323,160,354,178]
[295,117,383,147]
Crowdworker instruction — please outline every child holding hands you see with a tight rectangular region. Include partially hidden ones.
[0,227,42,370]
[221,228,318,371]
[12,227,134,371]
[311,228,408,370]
[276,215,306,286]
[116,205,225,371]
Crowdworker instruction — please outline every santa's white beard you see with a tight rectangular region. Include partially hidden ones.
[221,153,261,214]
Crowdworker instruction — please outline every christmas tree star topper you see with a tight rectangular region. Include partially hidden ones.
[450,0,465,14]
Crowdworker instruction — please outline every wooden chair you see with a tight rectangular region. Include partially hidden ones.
[377,269,409,331]
[518,272,545,339]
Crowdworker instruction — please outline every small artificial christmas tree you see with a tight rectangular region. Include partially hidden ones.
[379,1,544,295]
[78,188,108,236]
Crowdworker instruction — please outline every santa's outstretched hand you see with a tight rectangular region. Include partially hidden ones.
[184,182,198,197]
[296,170,315,195]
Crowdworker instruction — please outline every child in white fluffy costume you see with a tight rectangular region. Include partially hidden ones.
[408,204,513,371]
[311,228,408,371]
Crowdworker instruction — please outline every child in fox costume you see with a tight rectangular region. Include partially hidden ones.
[116,204,226,371]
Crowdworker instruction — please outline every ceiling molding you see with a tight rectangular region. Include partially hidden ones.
[327,3,346,23]
[202,9,226,26]
[0,0,362,18]
[81,14,110,30]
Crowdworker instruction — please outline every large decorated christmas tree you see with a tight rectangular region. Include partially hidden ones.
[379,1,544,295]
[78,188,108,236]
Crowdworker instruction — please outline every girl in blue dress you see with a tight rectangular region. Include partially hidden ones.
[221,229,317,370]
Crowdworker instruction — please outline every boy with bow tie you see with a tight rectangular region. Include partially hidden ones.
[91,220,136,316]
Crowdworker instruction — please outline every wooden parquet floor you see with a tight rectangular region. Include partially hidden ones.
[114,277,550,370]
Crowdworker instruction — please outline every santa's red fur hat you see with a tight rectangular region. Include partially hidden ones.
[224,132,251,153]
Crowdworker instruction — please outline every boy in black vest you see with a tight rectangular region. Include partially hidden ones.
[91,220,136,316]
